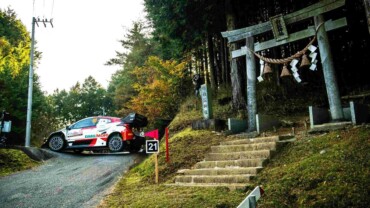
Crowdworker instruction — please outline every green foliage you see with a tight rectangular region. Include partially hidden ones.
[0,9,51,145]
[106,20,157,69]
[144,0,225,59]
[49,76,113,125]
[107,20,160,117]
[0,149,40,177]
[128,56,189,122]
[0,8,31,76]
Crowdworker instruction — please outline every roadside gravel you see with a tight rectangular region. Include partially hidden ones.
[0,150,144,208]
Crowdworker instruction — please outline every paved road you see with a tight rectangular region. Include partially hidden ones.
[0,150,144,208]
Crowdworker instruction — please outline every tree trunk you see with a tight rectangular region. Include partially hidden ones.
[223,37,230,86]
[219,35,226,85]
[199,49,205,80]
[225,0,246,109]
[194,52,199,74]
[203,40,210,85]
[213,35,222,88]
[207,33,217,90]
[364,0,370,34]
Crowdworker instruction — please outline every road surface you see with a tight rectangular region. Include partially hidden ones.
[0,150,144,208]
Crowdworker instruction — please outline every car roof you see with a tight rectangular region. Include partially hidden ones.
[81,116,121,121]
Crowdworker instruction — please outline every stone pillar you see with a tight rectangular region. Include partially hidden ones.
[314,15,344,121]
[246,34,257,131]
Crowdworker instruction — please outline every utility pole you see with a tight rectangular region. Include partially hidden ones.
[25,17,53,147]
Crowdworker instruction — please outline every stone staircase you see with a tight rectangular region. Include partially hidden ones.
[173,135,289,189]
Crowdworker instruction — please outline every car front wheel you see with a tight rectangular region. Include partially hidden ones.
[108,134,124,152]
[48,134,65,152]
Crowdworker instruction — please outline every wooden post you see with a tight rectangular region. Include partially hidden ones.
[165,127,169,163]
[314,15,344,121]
[155,153,159,184]
[246,34,257,132]
[304,121,308,136]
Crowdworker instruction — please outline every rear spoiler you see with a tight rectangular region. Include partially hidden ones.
[121,113,148,128]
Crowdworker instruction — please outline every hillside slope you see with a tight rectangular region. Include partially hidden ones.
[98,96,370,207]
[0,149,40,177]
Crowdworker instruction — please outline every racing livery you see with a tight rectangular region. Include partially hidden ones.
[43,113,148,153]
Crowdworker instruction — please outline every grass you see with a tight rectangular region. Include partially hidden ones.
[98,93,370,208]
[0,149,40,177]
[255,126,370,207]
[99,128,246,208]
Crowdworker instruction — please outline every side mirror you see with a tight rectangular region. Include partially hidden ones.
[66,126,71,130]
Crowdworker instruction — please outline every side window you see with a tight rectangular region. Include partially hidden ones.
[72,118,96,129]
[97,118,110,125]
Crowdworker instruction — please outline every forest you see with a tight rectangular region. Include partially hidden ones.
[1,0,369,146]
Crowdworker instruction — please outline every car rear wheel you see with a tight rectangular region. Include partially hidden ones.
[48,134,65,152]
[108,134,123,152]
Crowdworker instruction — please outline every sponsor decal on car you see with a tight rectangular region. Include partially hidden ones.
[68,130,83,137]
[96,133,108,138]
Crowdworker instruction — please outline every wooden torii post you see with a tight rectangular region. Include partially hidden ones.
[221,0,347,132]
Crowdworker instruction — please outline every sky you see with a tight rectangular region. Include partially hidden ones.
[1,0,145,94]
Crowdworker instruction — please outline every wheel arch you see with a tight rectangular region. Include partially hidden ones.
[108,131,123,141]
[47,131,66,141]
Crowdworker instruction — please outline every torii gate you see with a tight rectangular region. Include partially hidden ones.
[221,0,347,132]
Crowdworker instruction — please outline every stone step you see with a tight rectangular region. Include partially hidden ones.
[194,159,266,169]
[211,142,277,153]
[205,150,273,161]
[181,167,262,175]
[175,174,254,184]
[167,182,248,190]
[221,136,280,145]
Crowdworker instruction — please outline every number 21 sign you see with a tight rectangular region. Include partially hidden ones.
[146,140,159,153]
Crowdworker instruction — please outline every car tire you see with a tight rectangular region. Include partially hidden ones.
[48,134,65,152]
[108,134,124,152]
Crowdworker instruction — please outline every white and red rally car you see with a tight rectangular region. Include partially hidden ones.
[43,113,147,153]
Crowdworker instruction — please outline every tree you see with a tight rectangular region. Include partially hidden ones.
[80,76,112,117]
[50,76,113,124]
[128,56,188,121]
[0,8,51,145]
[106,20,160,116]
[144,0,227,91]
[225,0,246,109]
[0,8,30,76]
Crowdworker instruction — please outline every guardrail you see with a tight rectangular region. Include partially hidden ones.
[237,186,264,208]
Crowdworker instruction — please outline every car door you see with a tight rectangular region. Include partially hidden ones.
[66,117,98,142]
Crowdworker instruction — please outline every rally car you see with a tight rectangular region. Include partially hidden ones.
[42,113,148,153]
